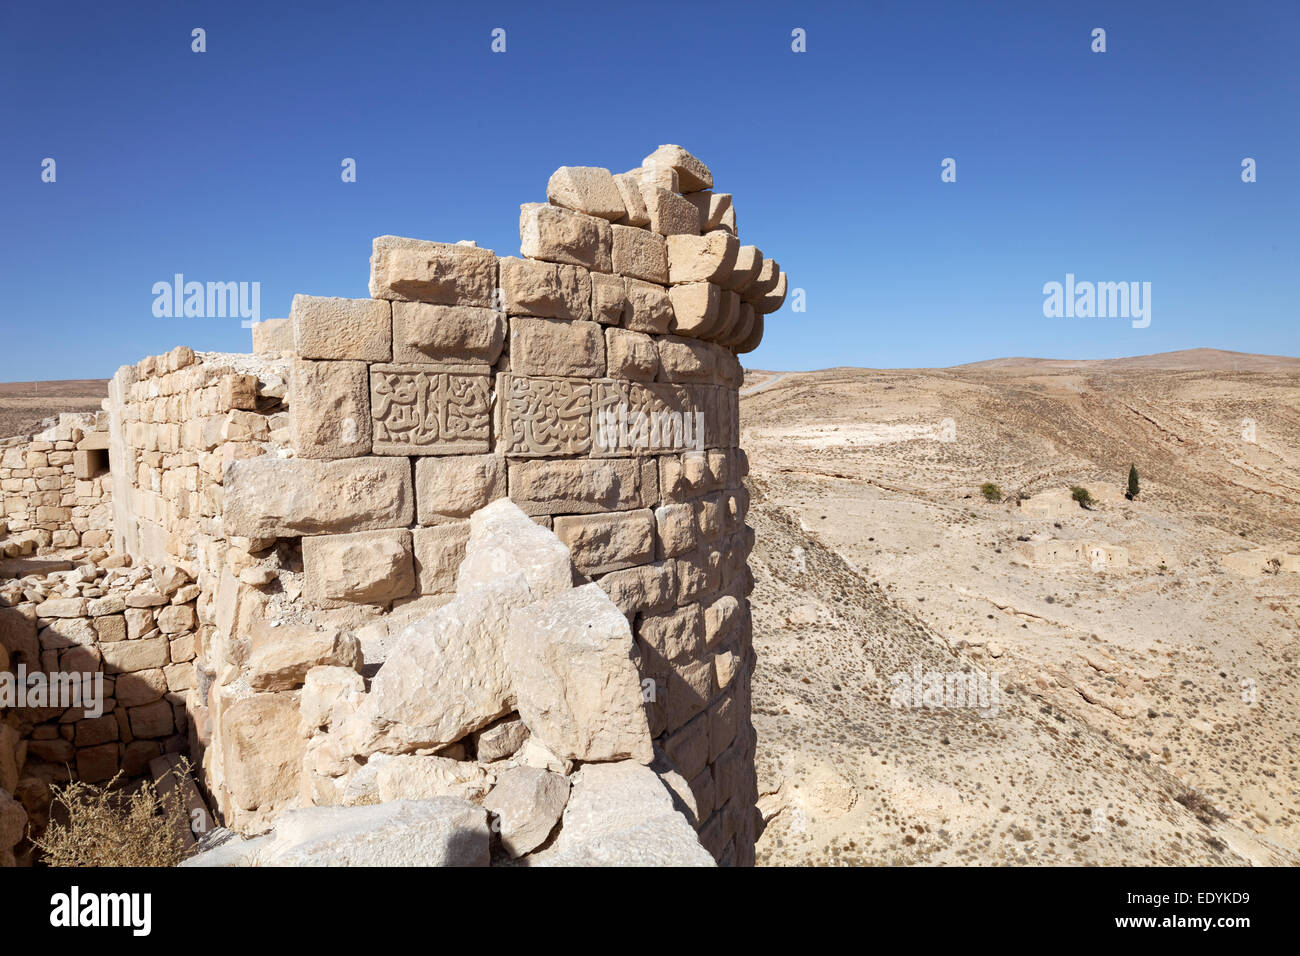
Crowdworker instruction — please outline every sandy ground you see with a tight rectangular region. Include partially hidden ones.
[742,352,1300,865]
[0,380,108,438]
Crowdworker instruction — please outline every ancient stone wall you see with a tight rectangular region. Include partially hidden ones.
[96,145,783,865]
[0,413,113,555]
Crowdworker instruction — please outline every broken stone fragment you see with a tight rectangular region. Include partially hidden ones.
[483,765,569,857]
[546,166,627,222]
[505,582,653,763]
[642,144,713,192]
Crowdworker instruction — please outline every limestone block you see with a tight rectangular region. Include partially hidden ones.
[668,282,720,337]
[248,623,361,692]
[639,185,699,237]
[220,692,308,826]
[658,335,719,382]
[223,457,414,537]
[457,499,574,600]
[723,245,763,293]
[546,166,626,221]
[291,358,373,460]
[157,604,196,635]
[508,458,654,516]
[667,232,738,285]
[129,699,174,738]
[655,502,698,557]
[735,314,764,354]
[509,317,606,378]
[589,272,628,326]
[505,582,653,763]
[610,225,668,284]
[370,364,491,456]
[369,236,497,307]
[744,257,781,301]
[495,374,593,457]
[605,327,659,381]
[724,301,756,349]
[540,760,713,866]
[391,302,505,365]
[611,173,651,227]
[553,509,655,575]
[302,529,415,606]
[483,766,569,857]
[412,521,470,595]
[414,455,506,523]
[375,754,492,803]
[473,714,529,761]
[622,278,673,334]
[754,271,788,314]
[638,604,704,664]
[254,799,489,867]
[252,317,294,354]
[499,256,592,321]
[291,295,392,362]
[684,191,734,234]
[596,560,677,620]
[643,144,713,192]
[519,203,612,273]
[101,636,169,673]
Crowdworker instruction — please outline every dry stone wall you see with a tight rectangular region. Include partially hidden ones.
[0,413,113,556]
[91,144,782,866]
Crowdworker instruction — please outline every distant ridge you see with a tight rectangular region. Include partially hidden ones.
[952,348,1300,372]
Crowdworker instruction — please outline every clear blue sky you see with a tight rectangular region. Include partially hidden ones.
[1,0,1296,381]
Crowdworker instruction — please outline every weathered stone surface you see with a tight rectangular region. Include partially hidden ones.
[156,604,195,634]
[668,282,720,337]
[553,510,655,575]
[597,560,677,619]
[358,574,529,752]
[639,185,699,237]
[508,458,654,516]
[735,312,764,354]
[302,529,415,606]
[546,166,626,221]
[667,232,738,285]
[519,203,612,273]
[658,335,719,383]
[374,754,492,803]
[223,456,414,537]
[101,636,168,673]
[257,799,490,867]
[414,455,506,523]
[291,358,373,459]
[612,172,651,227]
[505,582,653,763]
[610,225,668,284]
[622,278,673,334]
[411,521,470,595]
[643,144,713,192]
[754,270,788,314]
[539,760,713,866]
[370,364,491,456]
[605,327,659,381]
[638,604,704,663]
[291,295,392,362]
[744,257,781,300]
[391,302,505,365]
[684,191,734,234]
[249,624,362,691]
[655,502,699,557]
[251,317,293,354]
[723,245,763,293]
[484,766,569,857]
[369,236,496,307]
[457,499,574,599]
[496,374,593,457]
[589,273,628,325]
[473,714,529,761]
[509,317,605,378]
[300,665,366,732]
[499,257,591,321]
[0,788,27,866]
[220,693,307,827]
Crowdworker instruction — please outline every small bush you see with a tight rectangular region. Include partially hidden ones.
[979,482,1002,503]
[32,762,197,867]
[1070,486,1095,509]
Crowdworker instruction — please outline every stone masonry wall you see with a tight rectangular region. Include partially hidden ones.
[101,145,784,865]
[0,412,113,556]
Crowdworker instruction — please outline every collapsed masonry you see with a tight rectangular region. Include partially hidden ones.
[1,144,784,866]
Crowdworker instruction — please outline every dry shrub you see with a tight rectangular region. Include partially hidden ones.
[32,760,197,867]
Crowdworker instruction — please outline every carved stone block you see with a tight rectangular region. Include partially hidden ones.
[370,364,491,456]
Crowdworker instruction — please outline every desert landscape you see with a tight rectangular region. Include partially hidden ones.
[743,350,1300,865]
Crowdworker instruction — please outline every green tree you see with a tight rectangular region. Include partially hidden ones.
[1126,464,1140,500]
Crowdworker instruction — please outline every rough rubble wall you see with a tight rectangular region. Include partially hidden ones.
[105,146,783,865]
[0,413,113,555]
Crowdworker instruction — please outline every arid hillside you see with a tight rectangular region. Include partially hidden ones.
[742,351,1300,865]
[0,379,108,439]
